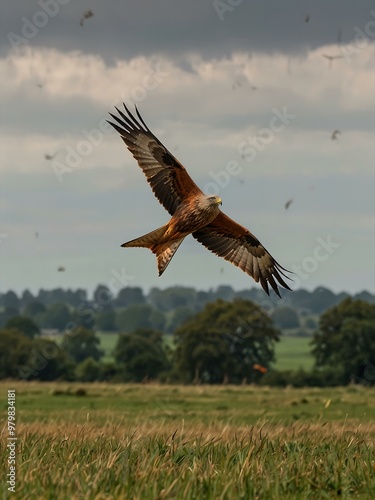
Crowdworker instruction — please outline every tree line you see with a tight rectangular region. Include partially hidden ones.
[1,285,374,337]
[1,297,374,387]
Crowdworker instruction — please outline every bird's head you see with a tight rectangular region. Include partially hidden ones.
[205,195,222,206]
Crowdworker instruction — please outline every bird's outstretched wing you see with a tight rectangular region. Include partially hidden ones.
[108,104,203,215]
[193,213,292,297]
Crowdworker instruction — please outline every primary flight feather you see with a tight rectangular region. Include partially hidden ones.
[108,104,292,297]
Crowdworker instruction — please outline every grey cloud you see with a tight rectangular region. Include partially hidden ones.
[2,0,374,62]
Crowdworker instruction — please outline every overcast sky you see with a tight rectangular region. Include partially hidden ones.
[0,0,374,299]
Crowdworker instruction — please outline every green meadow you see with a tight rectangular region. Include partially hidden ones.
[274,336,314,371]
[1,382,374,499]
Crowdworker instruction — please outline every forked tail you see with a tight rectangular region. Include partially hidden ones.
[121,225,169,248]
[152,238,184,276]
[121,225,185,276]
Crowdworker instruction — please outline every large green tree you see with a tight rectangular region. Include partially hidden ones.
[173,299,280,384]
[41,302,72,331]
[25,338,74,381]
[0,329,72,381]
[114,328,169,381]
[95,309,116,331]
[76,357,102,382]
[5,316,40,339]
[0,307,19,327]
[61,327,103,364]
[165,306,194,333]
[23,301,46,319]
[311,298,375,384]
[0,329,32,378]
[116,304,166,332]
[115,287,145,307]
[271,307,300,329]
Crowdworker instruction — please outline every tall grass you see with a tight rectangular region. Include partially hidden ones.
[1,382,374,498]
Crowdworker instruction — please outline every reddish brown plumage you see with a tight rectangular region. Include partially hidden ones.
[108,104,292,297]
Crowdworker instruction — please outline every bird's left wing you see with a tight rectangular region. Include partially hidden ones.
[108,104,203,215]
[193,212,292,297]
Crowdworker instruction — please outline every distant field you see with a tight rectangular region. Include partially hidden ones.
[1,382,374,498]
[274,336,314,371]
[97,331,118,362]
[97,332,315,371]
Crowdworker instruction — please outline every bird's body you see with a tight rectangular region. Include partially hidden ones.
[123,195,222,275]
[108,105,292,297]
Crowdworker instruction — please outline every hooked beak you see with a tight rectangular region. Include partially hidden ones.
[217,197,222,206]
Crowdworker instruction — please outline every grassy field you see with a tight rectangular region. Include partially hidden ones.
[274,336,314,371]
[97,332,315,370]
[98,332,119,363]
[1,382,374,498]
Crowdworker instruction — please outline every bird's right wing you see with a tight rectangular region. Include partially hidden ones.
[108,104,203,215]
[193,212,292,297]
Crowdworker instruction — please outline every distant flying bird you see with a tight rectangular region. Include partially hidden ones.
[304,15,310,23]
[322,54,343,68]
[57,266,65,272]
[331,129,341,141]
[80,10,94,26]
[284,199,293,210]
[45,151,58,160]
[108,105,292,297]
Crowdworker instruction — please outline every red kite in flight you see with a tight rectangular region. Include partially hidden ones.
[108,105,292,297]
